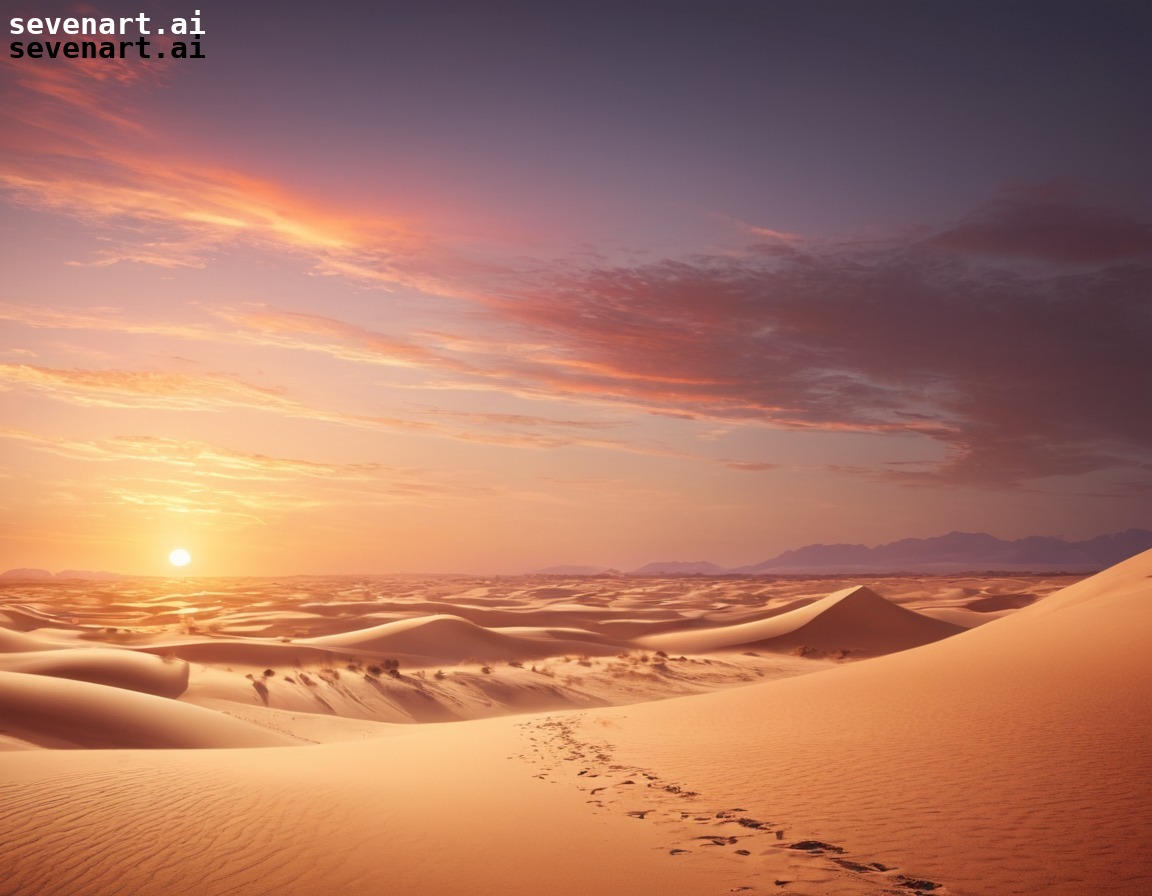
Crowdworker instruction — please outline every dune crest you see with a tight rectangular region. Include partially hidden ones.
[301,613,625,662]
[0,648,189,698]
[639,584,964,656]
[0,672,296,749]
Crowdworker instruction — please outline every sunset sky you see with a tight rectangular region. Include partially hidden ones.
[2,2,1150,575]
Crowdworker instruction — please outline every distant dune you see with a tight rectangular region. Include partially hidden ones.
[629,560,727,575]
[301,613,627,662]
[639,585,964,656]
[533,564,614,575]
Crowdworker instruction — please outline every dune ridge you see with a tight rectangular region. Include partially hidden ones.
[0,648,189,697]
[0,672,295,749]
[301,613,627,661]
[639,584,964,656]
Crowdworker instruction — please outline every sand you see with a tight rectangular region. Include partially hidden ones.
[0,563,1146,894]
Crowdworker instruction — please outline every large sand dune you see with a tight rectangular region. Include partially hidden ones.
[639,584,964,656]
[301,612,628,661]
[602,549,1152,894]
[0,563,1145,894]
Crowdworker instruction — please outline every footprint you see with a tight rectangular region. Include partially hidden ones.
[786,840,845,854]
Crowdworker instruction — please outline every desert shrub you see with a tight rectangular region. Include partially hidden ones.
[508,660,523,668]
[366,664,383,677]
[481,665,492,674]
[434,669,446,680]
[263,668,275,678]
[387,667,402,679]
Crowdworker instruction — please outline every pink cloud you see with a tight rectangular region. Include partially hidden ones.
[0,54,433,285]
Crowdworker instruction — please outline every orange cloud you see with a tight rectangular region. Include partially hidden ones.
[0,427,502,532]
[0,361,663,456]
[1,54,431,285]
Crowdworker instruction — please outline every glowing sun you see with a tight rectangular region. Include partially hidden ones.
[168,548,192,567]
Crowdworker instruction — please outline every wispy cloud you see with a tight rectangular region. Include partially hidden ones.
[0,428,500,528]
[4,58,1149,492]
[0,361,667,456]
[1,54,432,284]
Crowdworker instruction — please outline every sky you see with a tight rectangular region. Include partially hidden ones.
[1,1,1150,576]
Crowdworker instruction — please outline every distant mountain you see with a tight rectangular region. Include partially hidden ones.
[1,568,126,581]
[735,529,1152,574]
[534,564,614,575]
[56,570,125,581]
[630,560,727,576]
[0,568,54,580]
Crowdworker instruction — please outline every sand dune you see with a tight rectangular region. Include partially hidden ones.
[0,565,1139,894]
[301,613,627,662]
[598,549,1152,895]
[639,585,964,656]
[0,672,296,749]
[0,625,62,651]
[0,648,189,697]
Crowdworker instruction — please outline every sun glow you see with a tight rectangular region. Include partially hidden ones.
[169,548,192,567]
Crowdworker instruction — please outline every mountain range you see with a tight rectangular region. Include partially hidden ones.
[537,528,1152,575]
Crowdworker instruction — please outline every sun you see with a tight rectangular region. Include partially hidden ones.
[168,548,192,567]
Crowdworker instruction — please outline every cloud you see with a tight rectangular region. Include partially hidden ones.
[929,184,1152,264]
[9,219,1147,490]
[0,361,665,456]
[0,53,432,286]
[0,428,499,526]
[4,59,1148,491]
[0,428,386,481]
[473,232,1152,487]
